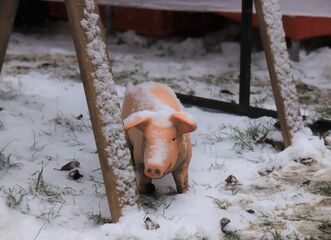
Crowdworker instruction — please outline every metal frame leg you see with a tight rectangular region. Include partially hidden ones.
[239,0,253,110]
[289,39,300,62]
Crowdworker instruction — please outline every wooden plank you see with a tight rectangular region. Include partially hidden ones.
[254,0,304,147]
[65,0,138,222]
[0,0,20,73]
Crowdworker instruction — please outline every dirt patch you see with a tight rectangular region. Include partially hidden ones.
[316,198,331,207]
[5,53,80,81]
[296,82,322,105]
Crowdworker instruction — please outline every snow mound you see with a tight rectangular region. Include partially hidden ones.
[260,131,331,183]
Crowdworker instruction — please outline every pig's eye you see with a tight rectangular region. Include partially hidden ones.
[172,137,176,141]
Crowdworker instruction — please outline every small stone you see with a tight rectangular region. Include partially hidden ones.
[246,209,255,214]
[69,169,83,180]
[45,155,53,161]
[296,157,316,166]
[220,217,231,233]
[301,179,311,186]
[258,168,274,176]
[323,131,331,148]
[60,161,80,171]
[220,89,234,95]
[144,217,160,230]
[75,114,83,120]
[225,175,239,186]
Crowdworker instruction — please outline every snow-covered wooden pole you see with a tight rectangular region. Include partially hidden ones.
[0,0,20,74]
[65,0,138,222]
[254,0,304,147]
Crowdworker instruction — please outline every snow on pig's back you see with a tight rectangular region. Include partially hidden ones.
[122,82,183,118]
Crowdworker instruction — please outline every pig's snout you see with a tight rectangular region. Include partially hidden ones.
[144,164,165,179]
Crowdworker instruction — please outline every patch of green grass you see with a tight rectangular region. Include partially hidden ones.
[88,211,111,225]
[31,168,62,202]
[38,203,65,223]
[260,230,286,240]
[0,120,4,130]
[0,186,27,208]
[224,231,241,240]
[30,130,48,158]
[208,161,224,170]
[214,121,276,152]
[305,236,330,240]
[316,220,331,236]
[53,112,91,134]
[252,96,268,108]
[207,196,230,210]
[52,112,92,146]
[312,182,331,197]
[269,230,285,240]
[0,141,20,172]
[0,152,13,171]
[315,104,331,119]
[286,231,301,240]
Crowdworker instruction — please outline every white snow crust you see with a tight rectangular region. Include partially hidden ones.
[125,82,183,112]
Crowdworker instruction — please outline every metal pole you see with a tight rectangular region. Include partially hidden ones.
[239,0,253,108]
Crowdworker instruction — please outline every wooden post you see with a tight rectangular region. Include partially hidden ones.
[254,0,304,147]
[0,0,20,73]
[65,0,138,222]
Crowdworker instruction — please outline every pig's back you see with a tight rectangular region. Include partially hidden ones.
[122,82,182,119]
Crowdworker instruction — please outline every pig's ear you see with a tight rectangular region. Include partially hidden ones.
[171,112,197,135]
[123,114,151,131]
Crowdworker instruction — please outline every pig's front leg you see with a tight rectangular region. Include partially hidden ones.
[136,163,155,194]
[172,162,189,193]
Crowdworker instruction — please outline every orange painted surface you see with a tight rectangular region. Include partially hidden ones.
[217,12,331,40]
[46,2,331,40]
[112,7,214,37]
[121,82,197,194]
[112,8,175,37]
[46,2,107,21]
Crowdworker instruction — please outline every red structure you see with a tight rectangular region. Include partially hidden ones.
[217,12,331,40]
[46,2,331,40]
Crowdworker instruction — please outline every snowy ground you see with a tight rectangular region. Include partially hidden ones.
[0,24,331,239]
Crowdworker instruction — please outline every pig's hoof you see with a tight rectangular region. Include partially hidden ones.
[176,186,188,194]
[140,183,156,195]
[177,189,187,194]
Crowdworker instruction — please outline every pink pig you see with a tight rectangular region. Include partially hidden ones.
[121,82,197,194]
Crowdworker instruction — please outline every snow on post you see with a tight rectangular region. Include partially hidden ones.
[65,0,138,222]
[254,0,304,147]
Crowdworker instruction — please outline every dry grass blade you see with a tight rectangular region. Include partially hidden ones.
[312,182,331,197]
[316,220,331,235]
